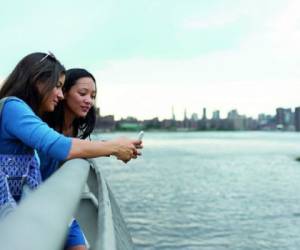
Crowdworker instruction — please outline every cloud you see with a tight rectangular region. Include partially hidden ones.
[240,0,300,58]
[94,56,300,120]
[267,0,300,32]
[182,13,239,30]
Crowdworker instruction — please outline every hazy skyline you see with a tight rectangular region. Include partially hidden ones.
[1,0,300,119]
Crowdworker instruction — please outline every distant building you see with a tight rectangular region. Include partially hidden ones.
[234,116,246,130]
[245,117,258,130]
[227,109,238,120]
[276,108,293,130]
[202,108,207,120]
[190,113,198,130]
[218,119,233,130]
[183,108,189,128]
[143,117,160,130]
[172,106,176,121]
[258,114,267,126]
[198,108,207,130]
[212,110,220,120]
[161,119,175,129]
[184,108,187,120]
[191,113,198,121]
[210,110,221,130]
[257,113,275,130]
[227,110,245,130]
[295,107,300,131]
[117,117,143,131]
[95,115,115,132]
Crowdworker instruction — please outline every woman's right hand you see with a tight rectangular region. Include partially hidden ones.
[111,137,143,163]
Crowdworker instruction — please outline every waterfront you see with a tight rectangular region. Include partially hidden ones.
[94,132,300,250]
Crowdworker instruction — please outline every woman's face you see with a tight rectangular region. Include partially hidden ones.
[64,77,96,118]
[39,74,65,114]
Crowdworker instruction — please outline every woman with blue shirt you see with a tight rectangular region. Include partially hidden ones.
[0,52,142,250]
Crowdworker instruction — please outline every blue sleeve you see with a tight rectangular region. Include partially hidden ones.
[38,151,61,181]
[1,99,71,160]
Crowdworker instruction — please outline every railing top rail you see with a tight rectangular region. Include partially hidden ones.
[0,158,90,250]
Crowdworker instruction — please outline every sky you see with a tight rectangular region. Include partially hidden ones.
[1,0,300,120]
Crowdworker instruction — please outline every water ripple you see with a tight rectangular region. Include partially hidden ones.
[96,132,300,250]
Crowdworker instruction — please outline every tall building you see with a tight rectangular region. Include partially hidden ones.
[202,108,207,120]
[191,113,198,121]
[190,113,198,129]
[276,108,293,130]
[276,108,284,126]
[227,109,238,120]
[284,109,293,126]
[295,107,300,131]
[227,110,245,130]
[171,106,176,121]
[183,108,189,128]
[212,110,220,120]
[258,114,267,125]
[184,108,187,120]
[211,110,221,130]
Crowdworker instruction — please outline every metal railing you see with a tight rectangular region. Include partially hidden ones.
[0,158,90,250]
[0,158,134,250]
[75,159,133,250]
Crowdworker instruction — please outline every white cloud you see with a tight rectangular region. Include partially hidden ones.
[182,12,239,29]
[240,0,300,58]
[94,57,300,120]
[267,0,300,31]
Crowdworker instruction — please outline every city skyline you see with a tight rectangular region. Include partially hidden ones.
[1,0,300,120]
[97,105,299,132]
[105,105,298,121]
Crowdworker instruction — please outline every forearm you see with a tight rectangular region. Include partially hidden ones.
[67,138,118,159]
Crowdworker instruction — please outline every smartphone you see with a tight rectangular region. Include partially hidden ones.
[137,131,144,140]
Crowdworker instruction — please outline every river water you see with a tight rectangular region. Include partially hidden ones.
[93,131,300,250]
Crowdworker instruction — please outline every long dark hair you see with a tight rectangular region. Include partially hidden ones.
[0,52,65,115]
[43,68,97,139]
